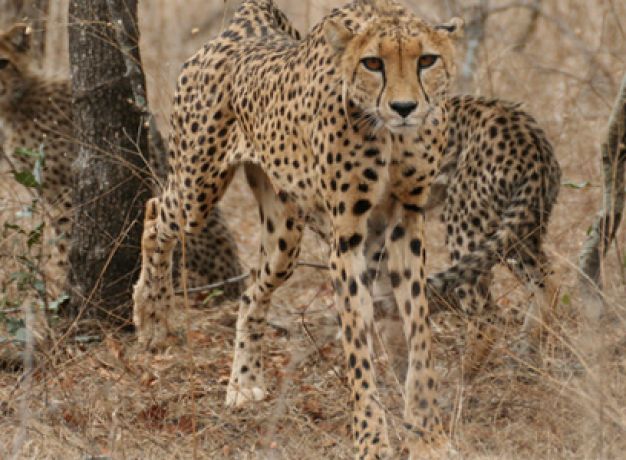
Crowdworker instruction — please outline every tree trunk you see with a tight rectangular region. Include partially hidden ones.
[578,73,626,306]
[66,0,150,323]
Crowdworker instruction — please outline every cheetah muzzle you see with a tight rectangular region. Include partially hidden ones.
[132,1,462,458]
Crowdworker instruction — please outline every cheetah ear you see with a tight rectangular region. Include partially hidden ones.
[323,19,354,53]
[5,23,31,53]
[435,17,464,40]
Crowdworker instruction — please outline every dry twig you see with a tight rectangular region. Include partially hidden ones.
[578,72,626,306]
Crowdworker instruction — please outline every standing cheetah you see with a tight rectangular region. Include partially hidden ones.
[0,23,243,301]
[132,0,463,457]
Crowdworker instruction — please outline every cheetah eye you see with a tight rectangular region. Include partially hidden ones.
[0,59,9,70]
[361,57,384,72]
[418,54,439,70]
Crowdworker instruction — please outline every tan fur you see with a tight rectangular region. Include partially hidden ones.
[131,1,462,458]
[0,24,243,302]
[369,95,561,378]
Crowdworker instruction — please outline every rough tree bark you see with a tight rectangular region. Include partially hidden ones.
[66,0,151,322]
[578,73,626,302]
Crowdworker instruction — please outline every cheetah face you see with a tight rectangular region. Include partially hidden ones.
[0,24,31,101]
[325,15,462,133]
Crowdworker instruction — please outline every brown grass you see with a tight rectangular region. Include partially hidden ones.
[1,0,626,459]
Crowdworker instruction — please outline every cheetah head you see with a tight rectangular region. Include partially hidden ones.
[0,24,31,103]
[324,11,462,133]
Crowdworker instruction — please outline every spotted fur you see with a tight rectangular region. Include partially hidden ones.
[0,23,243,301]
[370,95,561,376]
[131,1,462,458]
[429,95,561,372]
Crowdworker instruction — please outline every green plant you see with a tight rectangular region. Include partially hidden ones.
[1,147,66,343]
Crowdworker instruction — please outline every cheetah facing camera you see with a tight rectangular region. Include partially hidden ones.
[0,23,243,301]
[132,0,462,457]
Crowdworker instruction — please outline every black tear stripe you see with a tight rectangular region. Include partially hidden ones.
[376,70,387,117]
[417,70,431,105]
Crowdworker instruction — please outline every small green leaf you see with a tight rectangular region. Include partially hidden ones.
[6,317,25,335]
[561,293,571,305]
[10,270,35,291]
[13,170,39,188]
[27,223,44,248]
[48,294,69,311]
[14,147,43,159]
[3,222,25,235]
[15,204,34,219]
[201,289,224,305]
[13,327,27,343]
[33,279,46,297]
[562,180,590,190]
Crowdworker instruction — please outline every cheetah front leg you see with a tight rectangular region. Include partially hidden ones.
[226,165,303,407]
[331,216,393,459]
[385,204,447,459]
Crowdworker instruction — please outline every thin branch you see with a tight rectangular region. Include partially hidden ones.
[578,72,626,299]
[512,0,540,51]
[174,260,329,295]
[176,273,250,296]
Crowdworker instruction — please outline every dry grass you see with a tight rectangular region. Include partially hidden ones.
[1,0,626,459]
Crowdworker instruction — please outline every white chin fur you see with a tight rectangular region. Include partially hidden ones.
[386,121,418,133]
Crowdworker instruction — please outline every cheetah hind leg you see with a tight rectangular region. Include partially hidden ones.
[133,197,179,351]
[508,249,559,371]
[511,274,559,373]
[225,164,303,407]
[456,275,502,380]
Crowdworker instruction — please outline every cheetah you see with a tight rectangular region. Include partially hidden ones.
[131,0,462,457]
[369,95,561,377]
[0,23,243,301]
[430,95,561,373]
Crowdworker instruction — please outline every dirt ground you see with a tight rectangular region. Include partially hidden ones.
[1,1,626,459]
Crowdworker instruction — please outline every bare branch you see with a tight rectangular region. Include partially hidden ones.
[175,260,329,295]
[578,72,626,303]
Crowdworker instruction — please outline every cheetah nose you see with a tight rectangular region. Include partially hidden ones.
[389,101,417,118]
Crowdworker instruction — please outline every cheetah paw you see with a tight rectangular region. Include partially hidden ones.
[225,384,266,407]
[408,439,455,460]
